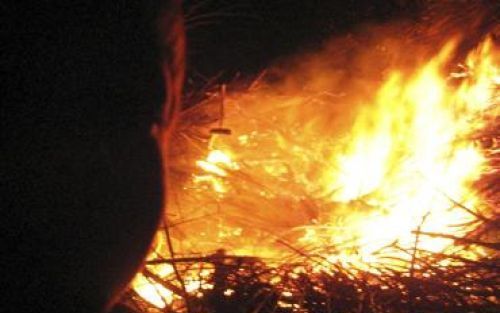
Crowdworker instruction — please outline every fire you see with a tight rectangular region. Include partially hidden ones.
[131,256,215,308]
[132,266,174,308]
[133,35,498,307]
[317,40,490,261]
[193,150,239,193]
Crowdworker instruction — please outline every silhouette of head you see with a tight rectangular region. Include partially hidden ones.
[3,1,184,312]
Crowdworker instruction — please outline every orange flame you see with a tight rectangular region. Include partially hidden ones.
[133,36,498,307]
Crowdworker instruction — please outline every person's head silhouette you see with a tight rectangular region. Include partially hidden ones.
[3,1,184,312]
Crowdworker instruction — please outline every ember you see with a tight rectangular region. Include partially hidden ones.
[126,22,498,313]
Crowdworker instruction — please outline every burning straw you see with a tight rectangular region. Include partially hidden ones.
[121,20,499,313]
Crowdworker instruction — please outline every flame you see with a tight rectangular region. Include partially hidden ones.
[316,40,490,261]
[181,37,497,264]
[133,36,498,307]
[131,257,215,309]
[193,150,239,193]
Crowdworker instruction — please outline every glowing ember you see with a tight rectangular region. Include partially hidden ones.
[133,35,498,307]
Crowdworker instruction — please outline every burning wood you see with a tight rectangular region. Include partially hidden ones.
[124,17,498,313]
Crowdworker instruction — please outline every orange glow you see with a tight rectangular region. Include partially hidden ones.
[131,264,175,308]
[134,35,498,307]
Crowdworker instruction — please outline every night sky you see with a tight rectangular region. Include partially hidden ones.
[181,0,498,91]
[182,0,424,85]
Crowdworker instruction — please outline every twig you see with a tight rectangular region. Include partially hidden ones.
[415,231,500,250]
[162,219,192,313]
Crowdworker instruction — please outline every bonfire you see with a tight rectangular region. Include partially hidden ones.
[119,9,499,313]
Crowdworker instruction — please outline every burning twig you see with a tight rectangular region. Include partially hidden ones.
[415,231,500,250]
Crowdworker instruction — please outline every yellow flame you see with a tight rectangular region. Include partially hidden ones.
[132,273,173,309]
[193,150,238,193]
[131,264,175,308]
[314,41,492,262]
[131,260,215,309]
[192,37,495,264]
[134,36,498,307]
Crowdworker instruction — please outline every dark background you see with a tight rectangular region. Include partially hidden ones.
[182,0,423,87]
[181,0,498,92]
